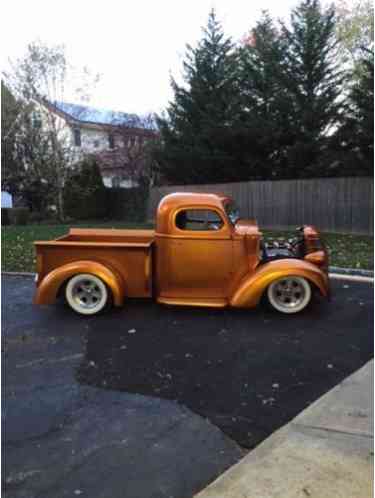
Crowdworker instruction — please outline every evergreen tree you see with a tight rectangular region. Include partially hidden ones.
[238,13,294,179]
[63,157,107,219]
[155,10,241,184]
[351,50,374,167]
[334,49,374,175]
[280,0,344,177]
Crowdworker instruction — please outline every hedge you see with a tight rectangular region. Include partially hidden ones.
[63,157,108,220]
[2,207,30,225]
[105,186,148,222]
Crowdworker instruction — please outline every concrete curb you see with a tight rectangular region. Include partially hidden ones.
[329,266,374,278]
[329,273,374,283]
[2,271,35,277]
[195,360,374,498]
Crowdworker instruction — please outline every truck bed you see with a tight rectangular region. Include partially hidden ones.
[34,228,155,298]
[55,228,155,246]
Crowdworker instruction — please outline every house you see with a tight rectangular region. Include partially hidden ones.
[44,101,157,188]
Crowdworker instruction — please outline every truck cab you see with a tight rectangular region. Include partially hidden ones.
[34,192,329,315]
[155,193,261,307]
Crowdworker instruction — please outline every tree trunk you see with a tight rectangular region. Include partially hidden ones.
[56,184,65,222]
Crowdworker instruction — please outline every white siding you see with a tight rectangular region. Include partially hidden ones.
[1,191,13,208]
[102,175,139,189]
[78,128,113,153]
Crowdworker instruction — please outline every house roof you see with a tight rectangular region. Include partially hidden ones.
[51,101,151,129]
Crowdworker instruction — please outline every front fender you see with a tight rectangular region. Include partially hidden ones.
[34,260,125,306]
[230,259,329,308]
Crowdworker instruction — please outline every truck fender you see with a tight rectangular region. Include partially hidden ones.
[34,260,125,306]
[230,259,329,308]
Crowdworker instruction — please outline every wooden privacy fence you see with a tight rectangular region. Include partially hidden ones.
[148,177,374,235]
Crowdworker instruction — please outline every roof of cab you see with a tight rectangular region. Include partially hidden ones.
[156,192,232,234]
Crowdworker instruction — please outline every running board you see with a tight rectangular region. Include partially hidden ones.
[157,296,228,308]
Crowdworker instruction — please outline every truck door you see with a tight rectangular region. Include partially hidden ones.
[164,207,233,299]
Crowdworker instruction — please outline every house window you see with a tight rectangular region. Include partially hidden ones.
[108,134,115,149]
[73,128,81,147]
[31,112,42,129]
[175,209,224,231]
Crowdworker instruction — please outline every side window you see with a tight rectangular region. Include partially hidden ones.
[175,209,224,231]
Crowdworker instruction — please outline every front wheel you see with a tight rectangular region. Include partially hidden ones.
[267,276,311,314]
[65,274,111,315]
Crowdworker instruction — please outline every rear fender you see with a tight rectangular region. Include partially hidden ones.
[230,259,329,308]
[34,260,125,306]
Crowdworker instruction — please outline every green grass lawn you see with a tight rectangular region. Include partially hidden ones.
[2,222,373,272]
[264,230,373,271]
[1,221,153,273]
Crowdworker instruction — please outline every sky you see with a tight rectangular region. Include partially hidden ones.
[1,0,304,115]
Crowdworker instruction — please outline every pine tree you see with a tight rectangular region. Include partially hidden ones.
[239,12,294,179]
[350,50,374,166]
[334,49,374,175]
[155,10,241,184]
[63,157,107,219]
[280,0,344,177]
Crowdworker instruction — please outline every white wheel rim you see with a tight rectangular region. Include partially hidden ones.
[66,274,108,315]
[267,276,311,314]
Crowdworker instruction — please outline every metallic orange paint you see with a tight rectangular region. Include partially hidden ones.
[33,260,125,306]
[34,229,153,302]
[230,258,329,308]
[34,192,330,310]
[304,250,327,267]
[156,192,232,235]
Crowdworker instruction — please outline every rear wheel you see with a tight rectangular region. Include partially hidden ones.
[65,274,110,315]
[267,276,311,314]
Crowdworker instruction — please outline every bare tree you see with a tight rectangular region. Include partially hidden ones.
[104,112,159,188]
[2,41,99,219]
[335,0,374,71]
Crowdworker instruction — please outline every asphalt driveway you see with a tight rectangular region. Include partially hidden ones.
[2,276,243,498]
[2,275,373,497]
[77,277,373,448]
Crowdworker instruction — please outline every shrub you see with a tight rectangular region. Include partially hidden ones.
[106,185,148,221]
[12,207,30,225]
[2,208,10,226]
[63,157,108,220]
[29,211,45,224]
[3,207,30,225]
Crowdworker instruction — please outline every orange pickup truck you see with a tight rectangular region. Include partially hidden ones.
[34,192,329,315]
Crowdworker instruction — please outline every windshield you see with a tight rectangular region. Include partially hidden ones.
[224,201,240,225]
